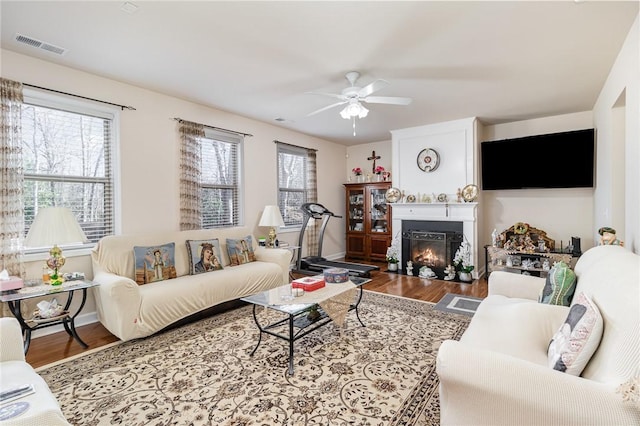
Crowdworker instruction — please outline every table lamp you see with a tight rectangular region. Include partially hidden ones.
[259,205,285,247]
[24,207,88,285]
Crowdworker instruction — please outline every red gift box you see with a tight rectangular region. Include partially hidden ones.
[292,277,325,292]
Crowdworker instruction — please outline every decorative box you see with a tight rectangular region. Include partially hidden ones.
[0,276,24,291]
[323,268,350,283]
[292,277,325,292]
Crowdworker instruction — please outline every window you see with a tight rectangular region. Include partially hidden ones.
[277,143,308,226]
[22,93,116,249]
[200,128,242,228]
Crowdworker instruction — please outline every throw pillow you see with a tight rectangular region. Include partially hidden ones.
[539,261,577,306]
[548,292,603,375]
[226,236,256,266]
[133,242,177,285]
[186,239,224,275]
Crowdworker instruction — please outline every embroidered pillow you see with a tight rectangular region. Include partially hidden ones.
[186,239,224,275]
[226,236,256,266]
[548,292,603,375]
[539,261,577,306]
[133,242,177,285]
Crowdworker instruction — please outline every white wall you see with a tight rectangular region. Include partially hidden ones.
[2,49,348,324]
[481,111,596,251]
[345,140,392,185]
[391,117,478,199]
[352,112,596,264]
[593,15,639,253]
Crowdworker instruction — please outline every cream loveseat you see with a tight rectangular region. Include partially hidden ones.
[0,318,71,425]
[92,227,291,341]
[437,244,640,425]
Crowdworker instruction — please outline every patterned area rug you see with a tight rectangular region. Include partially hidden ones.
[39,291,470,425]
[434,293,483,317]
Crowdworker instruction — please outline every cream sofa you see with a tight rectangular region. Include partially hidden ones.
[92,227,291,341]
[0,317,71,425]
[437,244,640,425]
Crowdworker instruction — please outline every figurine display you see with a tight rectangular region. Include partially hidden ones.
[491,228,499,247]
[444,264,456,280]
[406,261,414,276]
[418,266,437,279]
[598,227,624,246]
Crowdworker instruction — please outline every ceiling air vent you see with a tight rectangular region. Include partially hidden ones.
[15,33,67,55]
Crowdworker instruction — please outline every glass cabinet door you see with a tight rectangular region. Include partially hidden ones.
[369,187,388,233]
[347,187,365,232]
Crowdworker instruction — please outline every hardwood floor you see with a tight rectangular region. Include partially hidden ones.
[25,264,488,369]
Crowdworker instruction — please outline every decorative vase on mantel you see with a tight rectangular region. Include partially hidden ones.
[458,271,473,282]
[388,262,398,272]
[355,174,363,183]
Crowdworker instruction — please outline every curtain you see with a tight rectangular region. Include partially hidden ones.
[1,78,24,317]
[179,120,205,230]
[0,78,24,277]
[306,150,318,256]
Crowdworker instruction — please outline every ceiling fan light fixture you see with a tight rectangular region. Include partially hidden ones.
[340,101,368,119]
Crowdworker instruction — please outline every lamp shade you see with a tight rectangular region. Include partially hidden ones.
[24,207,88,248]
[259,205,285,228]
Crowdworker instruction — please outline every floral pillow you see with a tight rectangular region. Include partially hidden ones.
[548,292,603,375]
[226,236,256,266]
[133,242,177,285]
[186,239,224,275]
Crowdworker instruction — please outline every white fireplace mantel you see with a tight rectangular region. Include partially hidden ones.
[391,202,479,278]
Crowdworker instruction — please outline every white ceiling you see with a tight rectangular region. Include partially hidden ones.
[1,1,637,146]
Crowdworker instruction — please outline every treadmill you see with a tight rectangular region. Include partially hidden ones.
[294,202,379,277]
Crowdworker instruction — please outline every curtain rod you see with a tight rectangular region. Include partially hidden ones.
[174,117,253,138]
[273,140,317,152]
[23,83,136,111]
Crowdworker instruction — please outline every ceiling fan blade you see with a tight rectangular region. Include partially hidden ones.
[357,79,389,98]
[305,91,347,101]
[362,96,413,105]
[306,101,348,117]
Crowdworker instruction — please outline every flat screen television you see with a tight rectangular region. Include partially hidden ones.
[481,128,595,190]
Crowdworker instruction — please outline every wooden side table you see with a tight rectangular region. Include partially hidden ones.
[0,280,99,354]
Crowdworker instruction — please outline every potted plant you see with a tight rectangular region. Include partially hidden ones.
[374,165,385,181]
[453,241,474,282]
[386,234,400,271]
[352,167,363,182]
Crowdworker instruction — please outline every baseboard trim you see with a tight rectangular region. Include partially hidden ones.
[31,312,98,339]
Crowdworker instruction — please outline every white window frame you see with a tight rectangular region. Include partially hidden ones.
[22,89,120,259]
[199,127,244,228]
[277,143,308,228]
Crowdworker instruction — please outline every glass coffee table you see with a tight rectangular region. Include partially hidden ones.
[241,276,370,375]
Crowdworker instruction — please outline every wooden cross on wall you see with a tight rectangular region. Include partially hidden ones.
[367,150,381,173]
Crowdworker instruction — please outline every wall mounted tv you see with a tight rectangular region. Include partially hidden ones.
[481,128,595,190]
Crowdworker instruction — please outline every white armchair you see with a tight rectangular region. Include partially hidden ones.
[0,317,70,425]
[436,245,640,425]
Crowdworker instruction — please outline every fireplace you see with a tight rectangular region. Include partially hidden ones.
[401,220,463,278]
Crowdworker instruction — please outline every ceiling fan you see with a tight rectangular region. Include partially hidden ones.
[306,72,412,134]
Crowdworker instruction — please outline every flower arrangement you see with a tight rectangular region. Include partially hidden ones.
[453,241,474,273]
[374,165,385,174]
[386,233,400,263]
[352,167,362,176]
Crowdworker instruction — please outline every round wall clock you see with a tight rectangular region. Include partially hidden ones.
[417,148,440,172]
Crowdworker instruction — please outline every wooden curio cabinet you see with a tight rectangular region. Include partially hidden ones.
[344,181,392,262]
